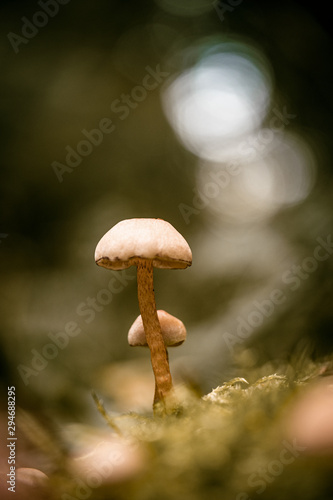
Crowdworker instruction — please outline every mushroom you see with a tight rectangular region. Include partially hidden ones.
[16,468,48,488]
[70,433,146,487]
[95,218,192,411]
[285,375,333,454]
[128,310,186,348]
[128,310,187,406]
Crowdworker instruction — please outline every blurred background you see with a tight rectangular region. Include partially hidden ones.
[0,0,332,427]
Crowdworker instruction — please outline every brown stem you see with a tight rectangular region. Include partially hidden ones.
[153,350,169,405]
[136,260,173,407]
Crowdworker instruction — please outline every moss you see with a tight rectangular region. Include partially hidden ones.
[23,358,333,500]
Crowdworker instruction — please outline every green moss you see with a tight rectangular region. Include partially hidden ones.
[28,358,333,500]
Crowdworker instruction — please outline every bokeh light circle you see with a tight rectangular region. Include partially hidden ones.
[162,40,273,161]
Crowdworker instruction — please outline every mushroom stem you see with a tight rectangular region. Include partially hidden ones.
[136,260,173,408]
[153,350,170,405]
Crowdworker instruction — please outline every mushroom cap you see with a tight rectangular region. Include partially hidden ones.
[128,310,187,347]
[95,218,192,270]
[16,468,48,488]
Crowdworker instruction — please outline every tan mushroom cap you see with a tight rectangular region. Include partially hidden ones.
[16,468,48,488]
[128,310,186,347]
[95,218,192,270]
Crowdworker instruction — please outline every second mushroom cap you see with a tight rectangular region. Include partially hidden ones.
[128,310,186,347]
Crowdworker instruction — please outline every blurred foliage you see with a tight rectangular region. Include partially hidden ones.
[6,358,333,500]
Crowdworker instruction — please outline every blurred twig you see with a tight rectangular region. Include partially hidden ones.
[91,390,122,435]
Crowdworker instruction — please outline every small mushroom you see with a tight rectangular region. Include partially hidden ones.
[128,310,187,405]
[128,310,186,347]
[70,434,146,487]
[95,218,192,411]
[285,375,333,454]
[16,468,48,488]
